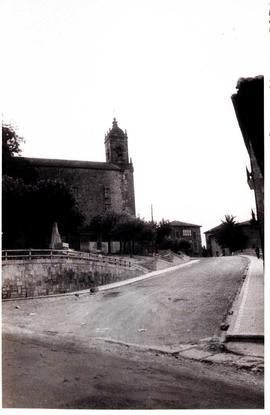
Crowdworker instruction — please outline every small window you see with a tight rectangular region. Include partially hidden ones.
[183,229,192,237]
[104,186,110,199]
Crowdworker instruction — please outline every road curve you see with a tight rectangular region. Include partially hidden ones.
[3,257,248,347]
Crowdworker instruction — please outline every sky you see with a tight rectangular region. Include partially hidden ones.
[1,0,267,244]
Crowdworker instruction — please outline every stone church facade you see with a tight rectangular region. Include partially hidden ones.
[21,118,136,225]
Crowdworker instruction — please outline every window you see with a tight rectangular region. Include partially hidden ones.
[104,186,110,199]
[104,186,111,210]
[183,229,191,237]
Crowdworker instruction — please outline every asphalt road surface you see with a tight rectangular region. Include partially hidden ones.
[2,256,264,409]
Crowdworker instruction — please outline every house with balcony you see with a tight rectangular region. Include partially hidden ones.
[169,221,202,256]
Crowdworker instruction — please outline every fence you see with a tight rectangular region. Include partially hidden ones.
[2,249,148,299]
[1,249,133,268]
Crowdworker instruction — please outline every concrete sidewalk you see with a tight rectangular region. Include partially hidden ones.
[225,256,264,357]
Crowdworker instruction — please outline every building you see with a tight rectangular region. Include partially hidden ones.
[169,220,202,256]
[13,118,136,250]
[205,220,261,257]
[231,76,264,256]
[204,224,225,257]
[18,118,136,225]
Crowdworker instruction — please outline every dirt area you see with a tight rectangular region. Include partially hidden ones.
[2,332,264,409]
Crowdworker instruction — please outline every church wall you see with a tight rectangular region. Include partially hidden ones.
[33,163,135,224]
[119,167,136,215]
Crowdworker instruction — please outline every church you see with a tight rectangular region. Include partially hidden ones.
[21,118,136,226]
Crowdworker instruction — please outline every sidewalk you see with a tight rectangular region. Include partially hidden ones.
[225,256,264,357]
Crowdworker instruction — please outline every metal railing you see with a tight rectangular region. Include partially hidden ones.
[1,249,133,268]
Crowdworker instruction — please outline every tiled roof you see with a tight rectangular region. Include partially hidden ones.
[204,220,253,234]
[170,220,201,228]
[204,224,223,234]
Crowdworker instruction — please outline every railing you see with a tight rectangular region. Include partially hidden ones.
[1,249,133,268]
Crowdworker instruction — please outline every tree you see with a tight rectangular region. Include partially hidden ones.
[112,215,141,256]
[2,175,28,248]
[2,124,84,248]
[87,213,157,255]
[2,123,37,182]
[2,123,23,161]
[156,220,172,249]
[26,179,84,247]
[137,220,157,255]
[87,211,122,254]
[215,215,247,253]
[178,240,191,255]
[87,214,103,249]
[2,177,84,249]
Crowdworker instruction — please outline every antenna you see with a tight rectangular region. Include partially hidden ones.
[151,204,154,222]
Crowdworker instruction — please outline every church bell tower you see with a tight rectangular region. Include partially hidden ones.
[104,118,129,165]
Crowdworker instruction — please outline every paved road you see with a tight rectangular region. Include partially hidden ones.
[3,257,248,348]
[3,256,263,409]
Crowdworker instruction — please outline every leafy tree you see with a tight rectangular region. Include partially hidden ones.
[101,211,123,254]
[87,211,122,254]
[2,123,23,161]
[156,219,172,248]
[215,215,247,253]
[2,176,84,249]
[137,220,157,254]
[2,124,84,248]
[178,240,191,255]
[87,213,157,256]
[87,214,103,249]
[2,123,37,182]
[28,179,84,247]
[112,215,141,256]
[2,176,28,248]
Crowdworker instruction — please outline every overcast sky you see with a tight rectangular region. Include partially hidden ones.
[1,0,267,243]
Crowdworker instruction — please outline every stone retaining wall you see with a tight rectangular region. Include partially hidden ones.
[2,258,144,299]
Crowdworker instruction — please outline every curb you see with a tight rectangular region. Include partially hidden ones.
[3,327,264,374]
[225,256,264,343]
[225,334,264,343]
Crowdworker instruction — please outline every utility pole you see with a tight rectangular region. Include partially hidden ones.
[151,204,155,256]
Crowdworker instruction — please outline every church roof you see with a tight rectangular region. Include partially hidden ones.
[17,157,121,171]
[170,220,201,228]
